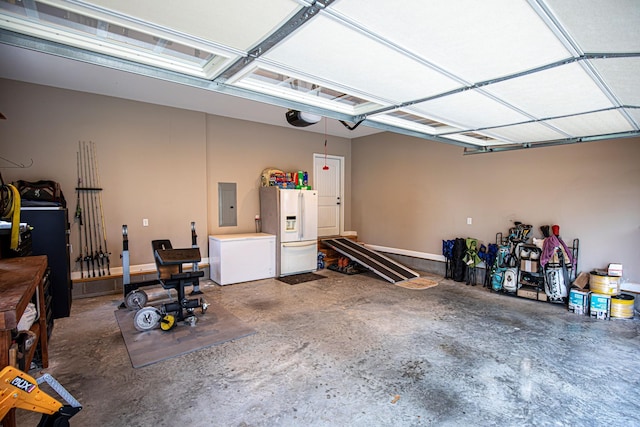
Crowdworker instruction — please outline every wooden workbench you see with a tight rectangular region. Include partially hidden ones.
[0,255,49,427]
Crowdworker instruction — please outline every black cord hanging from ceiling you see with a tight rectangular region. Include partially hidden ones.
[339,119,364,131]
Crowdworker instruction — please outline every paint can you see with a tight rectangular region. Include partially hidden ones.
[568,288,590,315]
[610,293,635,319]
[589,270,620,295]
[589,293,611,320]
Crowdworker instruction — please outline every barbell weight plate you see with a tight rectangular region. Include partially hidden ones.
[133,306,161,331]
[125,290,148,310]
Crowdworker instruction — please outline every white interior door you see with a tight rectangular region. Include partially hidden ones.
[314,153,343,237]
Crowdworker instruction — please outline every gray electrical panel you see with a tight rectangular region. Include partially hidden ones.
[218,182,237,227]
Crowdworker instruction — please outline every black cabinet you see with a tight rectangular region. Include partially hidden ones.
[20,207,72,318]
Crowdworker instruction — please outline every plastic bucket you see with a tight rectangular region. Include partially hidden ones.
[590,293,611,320]
[568,288,590,315]
[611,293,635,319]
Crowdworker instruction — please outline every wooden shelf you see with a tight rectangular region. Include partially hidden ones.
[72,263,209,284]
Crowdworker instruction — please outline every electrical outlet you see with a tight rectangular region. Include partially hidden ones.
[143,218,149,227]
[467,217,472,225]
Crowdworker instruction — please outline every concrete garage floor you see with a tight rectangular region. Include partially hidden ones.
[17,270,640,427]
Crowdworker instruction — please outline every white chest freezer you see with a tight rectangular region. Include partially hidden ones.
[208,233,276,285]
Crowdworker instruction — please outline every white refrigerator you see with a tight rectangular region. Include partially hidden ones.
[259,186,318,276]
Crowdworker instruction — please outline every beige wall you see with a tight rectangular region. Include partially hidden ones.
[2,77,638,283]
[205,115,352,236]
[1,79,207,268]
[0,78,351,273]
[351,132,640,282]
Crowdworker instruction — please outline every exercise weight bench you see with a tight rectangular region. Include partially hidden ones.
[131,241,208,331]
[120,224,208,332]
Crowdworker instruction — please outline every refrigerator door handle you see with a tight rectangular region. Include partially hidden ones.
[299,191,304,240]
[282,241,316,248]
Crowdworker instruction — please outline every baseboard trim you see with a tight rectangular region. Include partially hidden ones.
[364,244,446,263]
[621,282,640,293]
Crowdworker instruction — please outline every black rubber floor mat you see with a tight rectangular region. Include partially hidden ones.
[277,272,327,285]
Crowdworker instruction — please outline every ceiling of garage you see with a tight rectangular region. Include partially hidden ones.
[1,0,639,153]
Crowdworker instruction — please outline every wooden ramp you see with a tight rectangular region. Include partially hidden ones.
[321,238,419,283]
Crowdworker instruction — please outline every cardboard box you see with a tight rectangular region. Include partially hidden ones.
[520,259,539,273]
[517,287,538,300]
[590,293,611,320]
[608,263,623,277]
[568,288,590,315]
[571,272,590,290]
[537,291,548,302]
